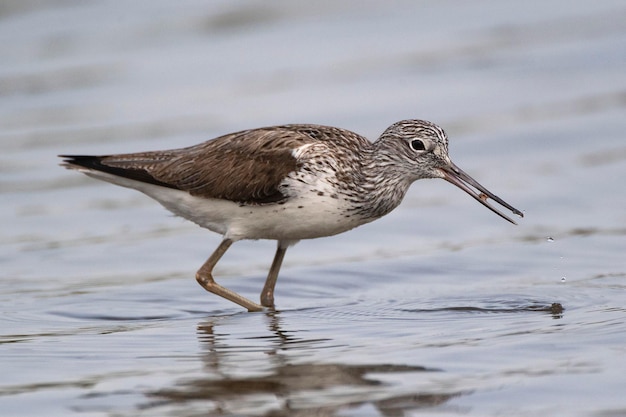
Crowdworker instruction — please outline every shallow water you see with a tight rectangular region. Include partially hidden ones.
[2,1,625,416]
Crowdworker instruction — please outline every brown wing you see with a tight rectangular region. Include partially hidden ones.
[150,127,308,203]
[62,124,371,204]
[65,126,337,204]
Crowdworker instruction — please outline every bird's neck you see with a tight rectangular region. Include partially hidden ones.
[354,147,412,220]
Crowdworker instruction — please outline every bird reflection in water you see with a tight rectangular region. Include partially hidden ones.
[147,312,467,416]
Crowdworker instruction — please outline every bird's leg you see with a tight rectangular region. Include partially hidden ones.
[196,238,264,312]
[260,243,288,308]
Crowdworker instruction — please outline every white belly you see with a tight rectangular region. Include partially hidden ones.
[83,170,369,242]
[147,185,368,242]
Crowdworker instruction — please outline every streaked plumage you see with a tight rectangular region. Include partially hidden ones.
[60,119,523,311]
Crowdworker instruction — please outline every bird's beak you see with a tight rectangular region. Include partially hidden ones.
[439,162,524,224]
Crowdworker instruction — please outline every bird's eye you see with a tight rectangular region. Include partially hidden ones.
[410,139,426,151]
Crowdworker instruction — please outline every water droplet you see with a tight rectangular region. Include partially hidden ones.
[561,277,566,282]
[547,237,554,242]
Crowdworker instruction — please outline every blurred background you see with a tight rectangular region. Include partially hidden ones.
[1,1,625,416]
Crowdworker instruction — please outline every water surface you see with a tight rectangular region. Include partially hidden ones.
[1,1,625,416]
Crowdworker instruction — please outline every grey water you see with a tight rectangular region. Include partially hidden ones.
[2,1,625,416]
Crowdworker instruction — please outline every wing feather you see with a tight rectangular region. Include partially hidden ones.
[62,124,371,204]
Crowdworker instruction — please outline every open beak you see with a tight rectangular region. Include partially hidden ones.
[440,162,524,225]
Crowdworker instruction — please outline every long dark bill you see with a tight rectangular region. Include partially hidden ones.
[440,162,524,225]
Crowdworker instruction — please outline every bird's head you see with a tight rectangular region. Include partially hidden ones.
[377,119,524,224]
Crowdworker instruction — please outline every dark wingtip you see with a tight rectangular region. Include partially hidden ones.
[58,154,178,190]
[59,155,106,169]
